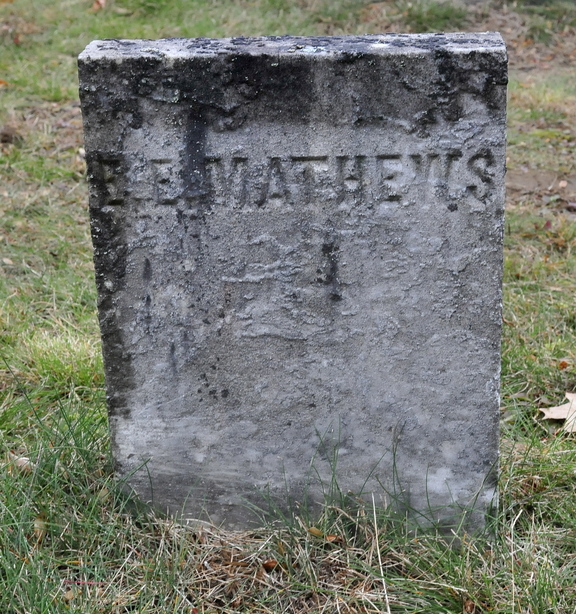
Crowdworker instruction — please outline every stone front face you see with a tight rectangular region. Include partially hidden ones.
[79,34,507,529]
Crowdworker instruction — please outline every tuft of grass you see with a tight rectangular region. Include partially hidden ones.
[11,329,104,391]
[514,0,576,42]
[395,0,469,33]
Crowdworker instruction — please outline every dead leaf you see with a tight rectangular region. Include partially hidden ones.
[91,0,106,11]
[308,527,324,538]
[7,451,35,473]
[540,393,576,432]
[463,598,483,613]
[63,588,75,602]
[0,79,8,87]
[262,559,279,572]
[559,180,568,189]
[325,534,345,545]
[558,360,569,370]
[2,257,13,265]
[96,486,110,502]
[34,513,48,543]
[1,125,23,144]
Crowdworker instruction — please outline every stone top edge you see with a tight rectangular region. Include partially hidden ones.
[79,32,506,62]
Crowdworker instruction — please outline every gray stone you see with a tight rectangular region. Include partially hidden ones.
[78,33,507,530]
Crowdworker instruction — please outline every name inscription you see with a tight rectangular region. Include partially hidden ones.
[91,148,497,212]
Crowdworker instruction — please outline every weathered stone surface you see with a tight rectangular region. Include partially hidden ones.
[79,33,507,529]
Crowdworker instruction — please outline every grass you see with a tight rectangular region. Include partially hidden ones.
[1,0,576,612]
[395,1,469,33]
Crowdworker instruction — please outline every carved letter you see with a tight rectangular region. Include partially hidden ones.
[151,159,181,205]
[205,157,249,208]
[467,149,495,203]
[87,152,126,206]
[336,155,366,208]
[375,155,403,202]
[290,156,330,204]
[258,157,289,207]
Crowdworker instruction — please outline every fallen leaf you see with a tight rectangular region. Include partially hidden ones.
[325,534,345,545]
[463,598,483,613]
[540,393,576,432]
[0,79,8,87]
[96,486,110,502]
[558,180,568,189]
[34,513,48,543]
[2,257,13,265]
[91,0,106,10]
[308,527,324,538]
[7,451,35,473]
[558,360,569,370]
[262,559,279,572]
[0,125,22,144]
[63,588,75,602]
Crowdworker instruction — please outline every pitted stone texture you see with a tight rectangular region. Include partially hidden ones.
[79,33,507,529]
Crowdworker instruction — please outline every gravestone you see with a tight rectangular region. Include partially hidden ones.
[79,33,507,529]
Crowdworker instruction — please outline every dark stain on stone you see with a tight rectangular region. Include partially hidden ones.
[431,49,464,123]
[82,51,315,130]
[321,241,343,301]
[143,257,152,282]
[143,294,152,333]
[431,47,507,121]
[170,342,177,374]
[182,111,208,203]
[322,242,338,284]
[87,154,134,418]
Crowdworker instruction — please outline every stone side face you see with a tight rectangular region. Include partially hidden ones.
[79,34,507,529]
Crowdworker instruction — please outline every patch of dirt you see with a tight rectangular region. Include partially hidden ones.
[1,102,85,172]
[506,169,576,218]
[473,6,576,71]
[0,13,42,45]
